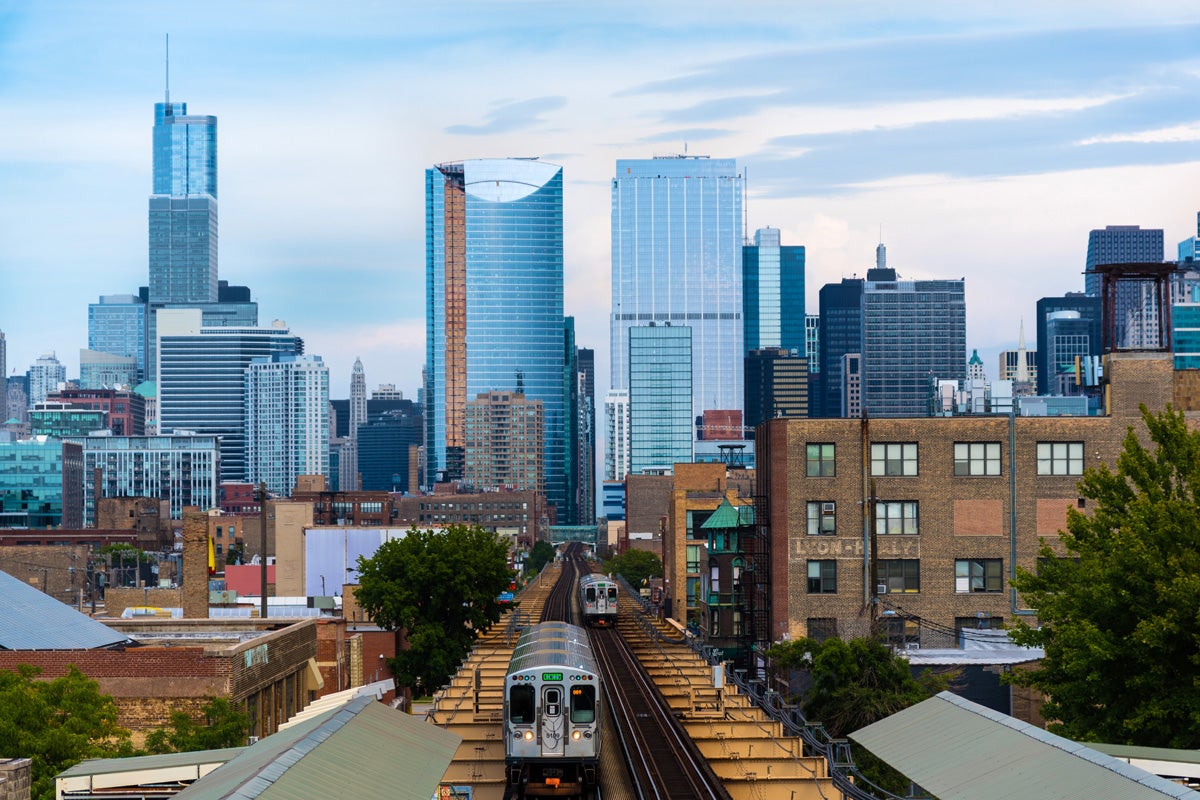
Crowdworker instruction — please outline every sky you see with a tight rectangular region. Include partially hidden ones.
[3,1,1200,402]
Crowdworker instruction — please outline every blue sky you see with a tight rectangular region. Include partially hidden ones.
[2,1,1200,398]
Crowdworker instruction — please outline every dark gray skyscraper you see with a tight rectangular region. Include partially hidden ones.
[1085,225,1164,348]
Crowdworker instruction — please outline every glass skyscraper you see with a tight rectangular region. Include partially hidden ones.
[149,101,218,305]
[157,309,301,483]
[629,324,693,474]
[610,157,744,418]
[88,294,148,381]
[425,159,567,515]
[245,353,330,495]
[743,227,805,355]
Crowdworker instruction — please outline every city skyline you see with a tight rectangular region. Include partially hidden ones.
[3,3,1200,399]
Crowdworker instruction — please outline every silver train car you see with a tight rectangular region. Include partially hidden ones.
[505,621,601,797]
[577,573,617,627]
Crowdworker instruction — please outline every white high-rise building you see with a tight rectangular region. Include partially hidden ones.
[604,390,630,481]
[246,353,330,496]
[27,352,66,405]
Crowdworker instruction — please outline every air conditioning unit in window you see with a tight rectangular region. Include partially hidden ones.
[821,502,836,513]
[876,584,888,595]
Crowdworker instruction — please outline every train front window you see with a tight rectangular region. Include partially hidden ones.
[586,587,596,602]
[509,685,535,724]
[606,587,616,601]
[570,685,596,723]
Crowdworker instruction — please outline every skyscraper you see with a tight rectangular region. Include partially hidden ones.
[603,390,630,482]
[629,324,693,474]
[357,403,422,493]
[1085,225,1164,348]
[149,99,217,305]
[574,347,596,525]
[88,294,148,382]
[1035,294,1100,397]
[861,267,966,416]
[817,278,864,418]
[743,227,805,355]
[245,353,330,495]
[610,156,744,421]
[157,309,302,482]
[26,353,66,405]
[425,158,566,514]
[463,390,545,494]
[744,348,809,430]
[0,330,6,392]
[342,357,366,491]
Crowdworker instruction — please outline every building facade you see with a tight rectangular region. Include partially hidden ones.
[88,294,148,382]
[610,156,744,423]
[604,390,630,482]
[743,227,805,355]
[26,353,66,406]
[245,353,330,496]
[744,348,809,430]
[425,159,567,518]
[629,324,693,475]
[463,390,545,494]
[47,388,146,437]
[753,352,1174,652]
[0,438,82,529]
[861,268,967,417]
[356,405,422,493]
[157,309,302,483]
[1084,225,1164,348]
[29,403,107,438]
[74,434,219,525]
[817,278,864,418]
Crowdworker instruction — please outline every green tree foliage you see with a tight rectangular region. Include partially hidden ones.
[767,636,948,797]
[1009,405,1200,747]
[604,549,662,587]
[0,665,135,800]
[144,697,250,754]
[355,525,513,694]
[767,636,947,738]
[526,540,556,576]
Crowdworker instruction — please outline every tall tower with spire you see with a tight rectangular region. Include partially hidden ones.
[342,357,367,491]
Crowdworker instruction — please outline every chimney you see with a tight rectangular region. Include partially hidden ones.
[181,508,208,619]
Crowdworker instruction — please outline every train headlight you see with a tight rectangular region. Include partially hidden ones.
[524,731,535,741]
[572,731,581,741]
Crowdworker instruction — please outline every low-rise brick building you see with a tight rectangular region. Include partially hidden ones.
[753,352,1181,650]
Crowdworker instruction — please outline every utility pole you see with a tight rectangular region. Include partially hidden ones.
[258,482,268,620]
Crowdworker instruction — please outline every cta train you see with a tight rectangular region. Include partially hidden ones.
[504,621,602,797]
[577,573,618,627]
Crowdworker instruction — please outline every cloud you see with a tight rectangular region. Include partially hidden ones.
[1078,122,1200,145]
[445,96,568,136]
[637,127,734,144]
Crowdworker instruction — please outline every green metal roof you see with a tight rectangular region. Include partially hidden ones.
[59,749,245,778]
[850,692,1195,800]
[1089,743,1200,765]
[699,498,754,530]
[175,695,461,800]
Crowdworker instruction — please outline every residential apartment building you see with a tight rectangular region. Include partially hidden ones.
[74,434,219,525]
[245,353,330,496]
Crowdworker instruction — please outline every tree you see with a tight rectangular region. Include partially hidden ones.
[355,525,513,694]
[767,636,947,738]
[0,665,135,800]
[1009,405,1200,748]
[526,540,556,576]
[604,549,662,588]
[144,697,250,754]
[767,636,948,796]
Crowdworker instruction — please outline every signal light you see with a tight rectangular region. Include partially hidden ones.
[524,731,534,741]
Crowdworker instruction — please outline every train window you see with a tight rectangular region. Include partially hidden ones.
[545,688,561,717]
[607,587,616,600]
[571,685,596,723]
[586,587,596,602]
[509,685,535,724]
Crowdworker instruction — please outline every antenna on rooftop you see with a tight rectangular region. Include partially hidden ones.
[165,33,170,105]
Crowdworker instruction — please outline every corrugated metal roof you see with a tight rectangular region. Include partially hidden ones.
[58,749,245,778]
[0,569,133,650]
[850,692,1195,800]
[1090,743,1200,765]
[175,695,461,800]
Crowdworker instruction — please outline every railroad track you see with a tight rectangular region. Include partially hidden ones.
[590,624,732,800]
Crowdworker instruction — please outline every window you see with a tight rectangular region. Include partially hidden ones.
[807,617,838,642]
[955,559,1002,593]
[871,443,917,476]
[807,560,837,593]
[875,501,918,534]
[883,616,920,646]
[686,544,701,573]
[954,442,1000,476]
[955,615,1004,633]
[807,501,836,535]
[570,685,595,723]
[710,615,720,637]
[807,443,835,477]
[879,559,920,593]
[509,685,535,723]
[1037,442,1083,475]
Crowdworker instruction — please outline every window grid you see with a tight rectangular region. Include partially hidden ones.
[806,501,836,535]
[879,559,920,593]
[871,442,917,476]
[954,442,1000,476]
[807,560,837,593]
[806,443,835,477]
[874,501,918,535]
[1037,442,1083,475]
[955,559,1003,593]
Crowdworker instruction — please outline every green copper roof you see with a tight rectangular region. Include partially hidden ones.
[969,349,984,365]
[700,498,754,529]
[133,380,156,398]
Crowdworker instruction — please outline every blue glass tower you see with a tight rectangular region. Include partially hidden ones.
[611,156,744,419]
[149,101,218,305]
[629,324,693,473]
[425,159,567,515]
[743,227,805,355]
[88,294,147,381]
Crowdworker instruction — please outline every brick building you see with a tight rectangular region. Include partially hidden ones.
[289,489,393,527]
[45,388,146,436]
[753,352,1179,650]
[393,488,549,547]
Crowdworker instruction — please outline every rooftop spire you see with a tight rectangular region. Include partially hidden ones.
[164,33,169,105]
